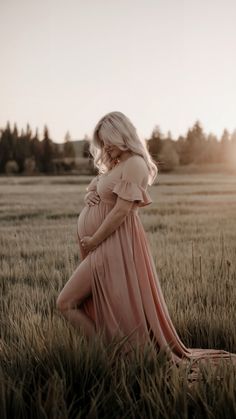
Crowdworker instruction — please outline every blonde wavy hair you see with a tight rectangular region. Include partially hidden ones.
[88,111,158,185]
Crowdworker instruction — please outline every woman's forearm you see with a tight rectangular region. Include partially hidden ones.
[92,208,127,247]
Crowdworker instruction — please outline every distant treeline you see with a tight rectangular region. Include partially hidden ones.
[0,122,78,175]
[147,121,236,171]
[0,120,235,175]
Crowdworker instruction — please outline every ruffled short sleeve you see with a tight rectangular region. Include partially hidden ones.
[112,155,152,208]
[112,179,152,207]
[86,176,98,192]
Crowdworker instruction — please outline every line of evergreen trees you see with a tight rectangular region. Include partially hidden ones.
[147,121,236,171]
[0,120,235,174]
[0,122,76,174]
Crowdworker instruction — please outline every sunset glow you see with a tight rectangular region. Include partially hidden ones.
[0,0,236,142]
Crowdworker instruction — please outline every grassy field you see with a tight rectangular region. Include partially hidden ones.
[0,173,236,418]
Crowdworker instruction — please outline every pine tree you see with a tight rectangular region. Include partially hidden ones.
[30,128,42,171]
[220,129,231,163]
[180,120,206,164]
[63,131,76,158]
[41,125,54,173]
[147,125,163,162]
[0,121,14,172]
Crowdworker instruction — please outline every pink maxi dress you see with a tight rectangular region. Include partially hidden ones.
[76,155,236,377]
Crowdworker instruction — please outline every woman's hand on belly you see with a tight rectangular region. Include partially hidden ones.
[84,191,101,207]
[80,235,98,253]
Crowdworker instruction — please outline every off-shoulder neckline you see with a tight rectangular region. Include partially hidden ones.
[100,154,139,177]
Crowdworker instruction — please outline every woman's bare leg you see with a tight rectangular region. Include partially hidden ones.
[56,255,95,339]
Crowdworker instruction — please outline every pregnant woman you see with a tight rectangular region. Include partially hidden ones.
[57,111,236,375]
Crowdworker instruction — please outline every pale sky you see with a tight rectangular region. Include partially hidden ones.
[0,0,236,142]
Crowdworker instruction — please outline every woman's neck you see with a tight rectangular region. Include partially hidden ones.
[118,150,134,163]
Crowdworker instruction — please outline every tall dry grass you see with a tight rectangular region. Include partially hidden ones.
[0,173,236,418]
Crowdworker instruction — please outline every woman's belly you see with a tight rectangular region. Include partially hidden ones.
[77,202,108,238]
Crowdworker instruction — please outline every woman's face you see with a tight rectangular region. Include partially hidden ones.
[103,143,122,160]
[99,135,123,162]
